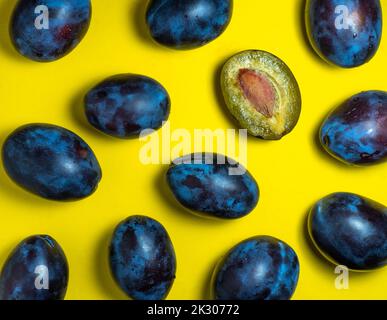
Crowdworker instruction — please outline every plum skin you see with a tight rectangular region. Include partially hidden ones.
[109,216,176,300]
[306,0,383,68]
[166,153,259,219]
[0,235,69,300]
[146,0,233,49]
[2,124,102,201]
[10,0,91,62]
[308,193,387,271]
[320,91,387,165]
[212,236,300,300]
[84,74,170,138]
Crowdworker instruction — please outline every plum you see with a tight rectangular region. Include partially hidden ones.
[0,235,68,300]
[109,216,176,300]
[146,0,233,49]
[212,236,300,300]
[221,50,301,140]
[166,153,259,219]
[306,0,382,68]
[308,192,387,270]
[10,0,91,62]
[84,74,170,138]
[2,124,101,201]
[320,90,387,165]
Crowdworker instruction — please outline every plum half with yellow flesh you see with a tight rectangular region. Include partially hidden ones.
[221,50,302,140]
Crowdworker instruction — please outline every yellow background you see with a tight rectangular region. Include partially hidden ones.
[0,0,386,300]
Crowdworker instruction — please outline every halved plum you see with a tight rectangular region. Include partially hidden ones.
[221,50,302,140]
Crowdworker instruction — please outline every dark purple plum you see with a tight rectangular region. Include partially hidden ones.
[320,90,387,165]
[212,236,300,300]
[0,235,68,300]
[10,0,92,62]
[309,193,387,270]
[109,216,176,300]
[146,0,233,49]
[306,0,382,68]
[2,124,102,201]
[84,74,170,138]
[166,153,259,219]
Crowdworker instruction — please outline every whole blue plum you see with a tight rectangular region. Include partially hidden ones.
[306,0,382,68]
[2,124,102,201]
[10,0,91,62]
[212,236,300,300]
[109,216,176,300]
[167,153,259,219]
[146,0,233,49]
[84,74,171,138]
[309,193,387,270]
[320,91,387,165]
[0,235,68,300]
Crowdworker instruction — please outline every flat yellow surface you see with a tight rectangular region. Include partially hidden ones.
[0,0,386,300]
